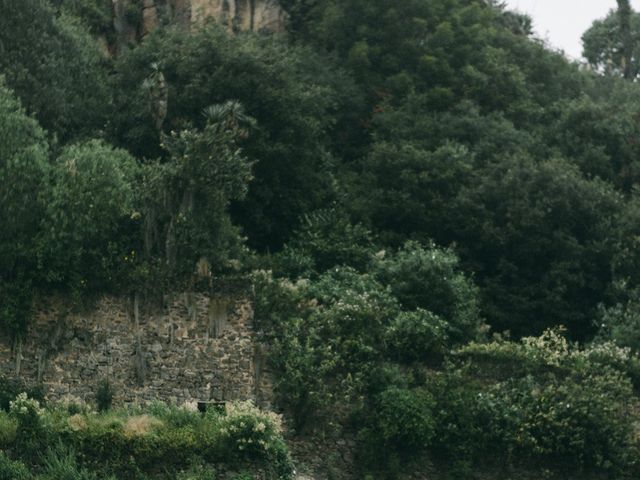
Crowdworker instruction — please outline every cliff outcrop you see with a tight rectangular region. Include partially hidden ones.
[132,0,286,37]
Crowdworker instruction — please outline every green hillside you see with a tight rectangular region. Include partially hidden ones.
[3,0,640,478]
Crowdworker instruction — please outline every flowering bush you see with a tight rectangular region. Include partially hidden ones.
[9,393,43,429]
[431,329,640,476]
[218,401,292,478]
[8,393,47,462]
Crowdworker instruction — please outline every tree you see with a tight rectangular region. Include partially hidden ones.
[42,140,140,293]
[111,25,356,249]
[0,0,111,142]
[140,101,254,281]
[0,81,50,338]
[453,156,621,338]
[582,2,640,79]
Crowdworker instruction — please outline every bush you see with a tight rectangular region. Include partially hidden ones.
[177,465,217,480]
[9,393,46,457]
[597,294,640,353]
[0,451,31,480]
[429,330,640,476]
[374,241,483,344]
[95,379,114,412]
[276,208,376,277]
[385,309,450,362]
[361,387,436,457]
[216,401,293,478]
[0,411,18,447]
[0,401,295,480]
[269,268,401,429]
[483,370,637,474]
[0,375,44,411]
[39,447,112,480]
[146,401,201,429]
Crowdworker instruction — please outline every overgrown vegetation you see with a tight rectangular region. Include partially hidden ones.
[0,396,292,479]
[4,0,640,477]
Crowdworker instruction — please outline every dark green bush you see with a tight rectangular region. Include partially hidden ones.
[276,208,376,277]
[8,393,48,463]
[177,465,217,480]
[0,451,31,480]
[374,241,483,344]
[0,376,44,411]
[597,293,640,354]
[39,448,108,480]
[358,386,436,475]
[385,309,450,362]
[428,331,640,477]
[491,371,636,473]
[95,379,114,412]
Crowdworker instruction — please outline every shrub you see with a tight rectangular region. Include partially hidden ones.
[428,369,488,469]
[39,448,109,480]
[177,465,217,480]
[374,241,483,344]
[147,401,201,429]
[0,451,31,480]
[385,309,450,362]
[428,332,640,477]
[217,401,292,478]
[0,410,17,447]
[596,295,640,353]
[368,386,436,450]
[276,208,376,277]
[0,376,44,411]
[95,379,114,412]
[491,370,637,474]
[9,393,49,462]
[269,268,401,429]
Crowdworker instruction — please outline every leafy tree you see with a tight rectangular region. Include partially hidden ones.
[260,268,401,429]
[140,101,254,282]
[0,0,111,142]
[275,208,376,278]
[357,386,436,475]
[0,81,50,337]
[111,25,358,249]
[51,0,114,36]
[349,140,475,246]
[538,91,640,191]
[453,156,621,338]
[42,140,139,293]
[583,2,640,78]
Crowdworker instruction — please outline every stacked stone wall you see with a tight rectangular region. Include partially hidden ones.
[0,293,274,408]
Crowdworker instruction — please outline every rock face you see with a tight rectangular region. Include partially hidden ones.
[137,0,286,36]
[190,0,286,32]
[0,293,274,408]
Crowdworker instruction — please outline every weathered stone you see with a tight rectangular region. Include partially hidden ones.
[0,294,274,409]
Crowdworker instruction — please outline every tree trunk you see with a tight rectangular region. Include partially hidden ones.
[618,0,634,79]
[14,337,22,376]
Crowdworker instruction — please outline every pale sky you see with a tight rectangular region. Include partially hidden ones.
[504,0,640,60]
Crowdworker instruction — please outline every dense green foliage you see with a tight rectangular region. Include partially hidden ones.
[0,396,292,479]
[5,0,640,477]
[0,0,110,142]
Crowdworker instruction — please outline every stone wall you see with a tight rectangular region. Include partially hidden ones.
[0,293,274,408]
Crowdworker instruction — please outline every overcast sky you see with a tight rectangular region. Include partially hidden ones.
[504,0,640,60]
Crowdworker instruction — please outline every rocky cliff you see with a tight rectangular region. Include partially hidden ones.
[134,0,286,37]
